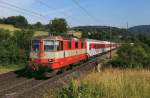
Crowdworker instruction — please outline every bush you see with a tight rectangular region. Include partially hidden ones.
[58,81,79,98]
[0,29,33,65]
[58,81,110,98]
[109,42,150,68]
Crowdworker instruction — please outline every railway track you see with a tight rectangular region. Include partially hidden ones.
[0,72,17,82]
[0,50,116,98]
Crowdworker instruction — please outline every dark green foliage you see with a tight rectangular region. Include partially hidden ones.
[34,22,42,29]
[0,29,34,65]
[108,33,150,68]
[0,18,5,24]
[13,30,34,51]
[48,18,68,34]
[110,40,150,68]
[58,81,107,98]
[58,81,79,98]
[0,16,48,31]
[28,22,48,31]
[4,16,28,28]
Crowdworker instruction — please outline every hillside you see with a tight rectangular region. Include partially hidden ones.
[71,26,128,41]
[72,26,127,35]
[0,24,20,32]
[72,25,150,38]
[0,24,48,36]
[129,25,150,35]
[34,31,49,36]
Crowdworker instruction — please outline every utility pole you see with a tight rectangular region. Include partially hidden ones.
[126,22,130,42]
[126,22,129,33]
[109,26,112,59]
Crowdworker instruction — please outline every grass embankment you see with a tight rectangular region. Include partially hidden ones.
[0,65,25,74]
[34,31,49,36]
[57,69,150,98]
[0,24,20,32]
[0,24,48,36]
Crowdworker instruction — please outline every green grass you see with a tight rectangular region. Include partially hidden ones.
[0,64,25,74]
[57,69,150,98]
[0,24,20,32]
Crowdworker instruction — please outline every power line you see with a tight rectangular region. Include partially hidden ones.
[37,0,55,10]
[37,0,81,26]
[72,0,98,23]
[0,4,43,20]
[0,1,46,19]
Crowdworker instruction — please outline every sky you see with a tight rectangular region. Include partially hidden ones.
[0,0,150,28]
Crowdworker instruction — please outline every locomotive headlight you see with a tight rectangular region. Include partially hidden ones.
[48,59,53,62]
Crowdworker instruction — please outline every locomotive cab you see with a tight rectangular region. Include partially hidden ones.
[31,39,58,53]
[29,37,62,70]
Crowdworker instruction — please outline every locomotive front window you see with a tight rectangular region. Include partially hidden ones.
[44,40,55,51]
[32,40,40,52]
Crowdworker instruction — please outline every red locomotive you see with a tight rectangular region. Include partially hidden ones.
[29,36,116,72]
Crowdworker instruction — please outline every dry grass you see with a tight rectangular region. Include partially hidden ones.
[0,24,48,36]
[0,24,20,32]
[57,68,150,98]
[34,31,49,37]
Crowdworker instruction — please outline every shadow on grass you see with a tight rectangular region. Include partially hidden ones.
[14,68,51,80]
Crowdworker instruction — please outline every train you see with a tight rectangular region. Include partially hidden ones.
[29,36,117,73]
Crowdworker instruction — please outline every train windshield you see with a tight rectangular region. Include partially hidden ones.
[44,40,55,51]
[32,40,40,52]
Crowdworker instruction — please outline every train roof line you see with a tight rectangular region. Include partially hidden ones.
[33,35,115,43]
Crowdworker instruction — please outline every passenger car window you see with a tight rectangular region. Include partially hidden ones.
[75,42,78,48]
[68,41,71,49]
[81,42,84,48]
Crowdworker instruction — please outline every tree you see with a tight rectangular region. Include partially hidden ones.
[34,22,42,28]
[49,18,68,34]
[13,30,34,52]
[0,29,34,65]
[0,18,5,24]
[4,15,28,28]
[109,43,150,68]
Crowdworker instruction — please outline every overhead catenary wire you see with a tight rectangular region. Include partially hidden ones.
[0,4,44,20]
[0,0,47,19]
[37,0,82,26]
[37,0,55,10]
[71,0,98,23]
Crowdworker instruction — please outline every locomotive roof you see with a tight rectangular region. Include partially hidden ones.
[33,36,86,41]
